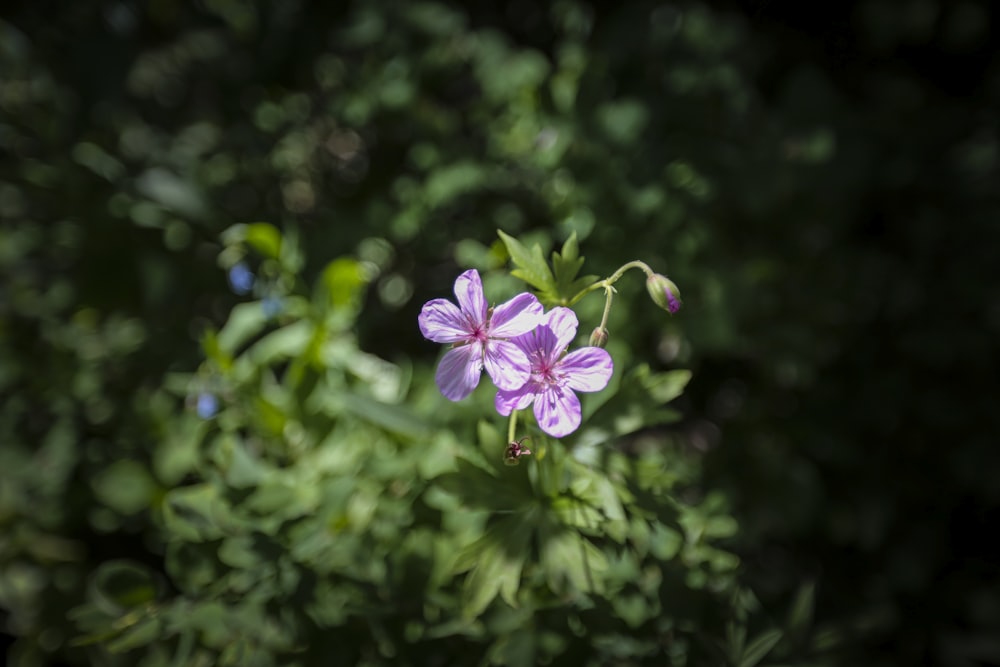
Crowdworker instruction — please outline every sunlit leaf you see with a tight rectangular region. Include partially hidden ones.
[497,229,555,295]
[245,222,283,259]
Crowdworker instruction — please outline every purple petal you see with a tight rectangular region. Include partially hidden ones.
[559,347,614,393]
[533,384,582,438]
[483,339,532,390]
[489,293,543,338]
[528,324,562,367]
[495,383,537,416]
[666,289,681,313]
[435,344,483,401]
[453,270,487,325]
[544,307,579,354]
[419,298,472,343]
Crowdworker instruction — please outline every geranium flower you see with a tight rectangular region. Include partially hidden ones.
[419,269,543,401]
[495,307,614,438]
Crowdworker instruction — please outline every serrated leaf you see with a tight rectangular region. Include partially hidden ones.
[457,516,531,618]
[550,232,599,305]
[437,458,532,511]
[552,236,584,283]
[540,529,607,595]
[497,230,555,294]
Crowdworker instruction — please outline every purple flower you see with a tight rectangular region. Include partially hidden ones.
[419,269,543,401]
[495,307,614,438]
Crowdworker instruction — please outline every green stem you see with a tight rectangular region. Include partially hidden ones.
[607,259,654,284]
[507,409,518,444]
[599,284,615,331]
[568,259,654,306]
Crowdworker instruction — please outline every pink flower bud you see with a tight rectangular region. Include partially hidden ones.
[588,327,610,348]
[646,274,682,314]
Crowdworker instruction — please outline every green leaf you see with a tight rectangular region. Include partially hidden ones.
[217,303,268,355]
[218,536,260,570]
[649,523,683,560]
[497,230,555,295]
[245,222,282,259]
[786,581,816,642]
[437,458,532,511]
[339,392,430,439]
[739,629,784,667]
[320,257,368,310]
[91,460,158,515]
[88,561,160,616]
[252,396,287,437]
[161,484,234,542]
[218,436,268,489]
[647,368,692,404]
[550,232,598,305]
[586,365,691,439]
[540,529,607,595]
[201,329,233,371]
[106,616,162,653]
[243,319,313,366]
[456,516,531,618]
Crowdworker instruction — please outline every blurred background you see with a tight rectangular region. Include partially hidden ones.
[2,0,999,665]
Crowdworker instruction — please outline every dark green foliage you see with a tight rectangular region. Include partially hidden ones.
[2,0,998,665]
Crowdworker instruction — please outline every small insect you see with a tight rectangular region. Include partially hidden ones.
[503,437,532,466]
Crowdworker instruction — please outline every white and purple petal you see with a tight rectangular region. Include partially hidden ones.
[453,269,488,325]
[489,293,544,338]
[483,339,532,391]
[495,383,537,416]
[435,344,483,401]
[544,307,579,355]
[419,298,473,343]
[559,347,614,393]
[533,384,582,438]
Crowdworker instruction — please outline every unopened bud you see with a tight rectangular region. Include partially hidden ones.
[589,327,609,348]
[646,274,682,314]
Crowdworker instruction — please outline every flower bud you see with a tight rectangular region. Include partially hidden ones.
[646,274,682,314]
[588,327,609,348]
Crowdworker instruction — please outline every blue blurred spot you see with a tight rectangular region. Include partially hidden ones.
[196,392,219,419]
[228,262,254,295]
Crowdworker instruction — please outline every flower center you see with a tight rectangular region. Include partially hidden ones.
[531,352,559,385]
[469,325,488,343]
